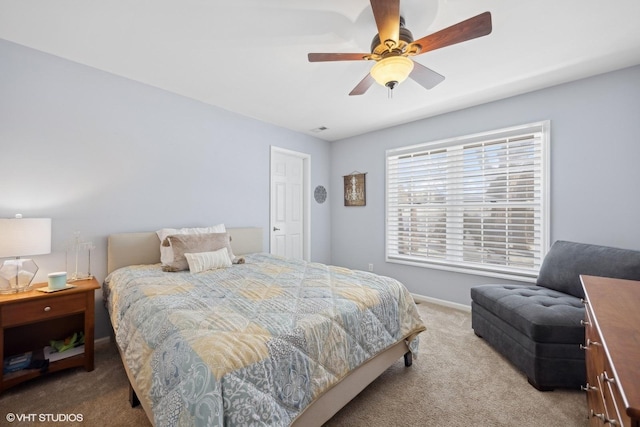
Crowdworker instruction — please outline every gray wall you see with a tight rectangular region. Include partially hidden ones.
[0,39,332,338]
[3,35,640,336]
[330,65,640,306]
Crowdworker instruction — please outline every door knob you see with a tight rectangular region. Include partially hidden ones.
[273,226,280,231]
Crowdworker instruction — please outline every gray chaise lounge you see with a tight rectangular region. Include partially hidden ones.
[470,240,640,390]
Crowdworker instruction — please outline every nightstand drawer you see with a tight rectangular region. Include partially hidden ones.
[1,293,87,327]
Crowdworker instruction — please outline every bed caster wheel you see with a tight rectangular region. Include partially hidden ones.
[404,352,413,367]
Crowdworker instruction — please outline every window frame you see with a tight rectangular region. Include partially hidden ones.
[385,121,551,282]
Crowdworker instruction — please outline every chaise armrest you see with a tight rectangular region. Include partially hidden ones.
[536,240,640,299]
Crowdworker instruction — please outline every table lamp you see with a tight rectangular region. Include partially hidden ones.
[0,215,52,293]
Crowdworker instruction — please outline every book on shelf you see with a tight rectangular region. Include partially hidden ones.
[44,344,85,362]
[3,352,32,374]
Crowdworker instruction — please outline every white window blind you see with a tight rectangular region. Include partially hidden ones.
[386,121,550,280]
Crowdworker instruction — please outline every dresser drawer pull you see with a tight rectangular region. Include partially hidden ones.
[601,372,616,384]
[44,306,51,312]
[580,383,597,392]
[592,412,619,425]
[580,339,600,350]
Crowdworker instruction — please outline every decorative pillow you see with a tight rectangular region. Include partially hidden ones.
[161,232,233,272]
[156,224,225,265]
[185,248,232,273]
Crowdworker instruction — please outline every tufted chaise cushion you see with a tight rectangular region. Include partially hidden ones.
[470,284,584,344]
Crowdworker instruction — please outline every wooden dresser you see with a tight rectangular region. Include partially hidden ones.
[581,275,640,426]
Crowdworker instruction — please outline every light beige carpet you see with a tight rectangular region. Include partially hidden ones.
[1,302,587,426]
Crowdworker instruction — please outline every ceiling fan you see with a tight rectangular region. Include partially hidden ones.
[307,0,492,96]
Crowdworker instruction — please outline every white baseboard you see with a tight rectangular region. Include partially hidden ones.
[411,293,471,313]
[94,336,111,347]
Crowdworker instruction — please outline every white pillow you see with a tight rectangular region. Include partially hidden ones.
[185,248,232,273]
[156,224,225,265]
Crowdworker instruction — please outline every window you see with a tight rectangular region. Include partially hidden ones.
[386,121,550,280]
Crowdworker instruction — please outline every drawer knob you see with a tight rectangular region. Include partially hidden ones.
[593,412,619,425]
[580,383,597,392]
[581,339,600,350]
[602,372,616,384]
[43,306,51,312]
[580,319,590,326]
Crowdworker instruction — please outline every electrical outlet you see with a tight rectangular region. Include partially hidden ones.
[368,263,374,272]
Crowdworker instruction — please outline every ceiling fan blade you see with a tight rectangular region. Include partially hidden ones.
[308,53,370,62]
[349,74,375,96]
[370,0,400,46]
[409,11,492,56]
[409,62,445,90]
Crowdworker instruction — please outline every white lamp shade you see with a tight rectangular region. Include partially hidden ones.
[370,56,414,87]
[0,218,52,258]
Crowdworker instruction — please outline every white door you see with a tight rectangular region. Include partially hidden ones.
[270,148,308,260]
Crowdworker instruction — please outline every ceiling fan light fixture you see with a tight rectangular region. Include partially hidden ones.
[370,56,414,89]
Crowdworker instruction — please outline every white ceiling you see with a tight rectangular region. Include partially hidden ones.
[2,0,640,141]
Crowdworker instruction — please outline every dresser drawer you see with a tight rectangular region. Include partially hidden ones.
[602,369,631,427]
[584,303,606,424]
[584,305,605,378]
[1,293,87,327]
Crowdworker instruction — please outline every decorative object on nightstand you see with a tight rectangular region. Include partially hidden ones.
[0,215,52,294]
[35,271,77,293]
[66,232,94,282]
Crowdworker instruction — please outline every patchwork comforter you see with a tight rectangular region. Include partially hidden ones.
[104,253,425,427]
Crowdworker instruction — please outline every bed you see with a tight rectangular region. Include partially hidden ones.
[104,227,426,426]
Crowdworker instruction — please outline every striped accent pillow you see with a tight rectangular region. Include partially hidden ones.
[184,248,232,273]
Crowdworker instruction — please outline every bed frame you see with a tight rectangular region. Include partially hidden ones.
[106,227,412,426]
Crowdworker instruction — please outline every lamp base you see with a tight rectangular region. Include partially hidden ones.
[0,258,38,293]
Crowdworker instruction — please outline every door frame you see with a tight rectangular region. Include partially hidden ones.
[269,146,311,261]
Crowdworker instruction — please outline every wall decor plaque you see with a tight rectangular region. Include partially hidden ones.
[314,185,327,204]
[343,172,366,206]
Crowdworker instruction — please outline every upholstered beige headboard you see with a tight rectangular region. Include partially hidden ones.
[107,227,264,274]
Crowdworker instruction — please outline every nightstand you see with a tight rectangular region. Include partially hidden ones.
[0,277,100,393]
